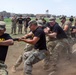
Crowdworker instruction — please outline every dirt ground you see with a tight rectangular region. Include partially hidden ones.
[5,42,76,75]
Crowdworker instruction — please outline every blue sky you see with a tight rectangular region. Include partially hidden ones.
[0,0,76,16]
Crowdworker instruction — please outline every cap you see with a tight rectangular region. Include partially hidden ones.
[49,17,56,22]
[36,20,43,26]
[0,21,6,30]
[59,16,66,20]
[28,20,37,27]
[37,20,43,24]
[37,23,42,27]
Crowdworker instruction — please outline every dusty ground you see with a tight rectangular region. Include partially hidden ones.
[5,42,76,75]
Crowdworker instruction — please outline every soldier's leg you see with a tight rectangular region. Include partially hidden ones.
[0,69,8,75]
[14,25,16,34]
[20,24,23,34]
[14,55,23,67]
[43,41,56,70]
[24,26,27,34]
[23,50,46,75]
[18,24,20,34]
[11,54,23,73]
[48,40,70,73]
[0,63,8,75]
[47,41,64,73]
[11,25,13,34]
[62,39,72,60]
[24,44,34,52]
[11,44,34,73]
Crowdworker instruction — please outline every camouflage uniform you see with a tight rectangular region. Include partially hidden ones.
[18,24,23,34]
[17,15,24,34]
[23,49,47,75]
[60,20,73,53]
[44,18,71,73]
[11,16,17,34]
[24,17,31,34]
[43,37,58,70]
[0,61,8,75]
[45,38,70,72]
[13,44,34,69]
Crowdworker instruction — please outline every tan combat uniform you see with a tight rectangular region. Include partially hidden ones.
[11,16,17,34]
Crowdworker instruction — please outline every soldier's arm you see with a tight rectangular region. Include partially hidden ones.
[0,39,14,46]
[72,28,76,33]
[18,36,40,45]
[44,27,50,34]
[47,32,57,38]
[63,25,68,31]
[20,32,33,39]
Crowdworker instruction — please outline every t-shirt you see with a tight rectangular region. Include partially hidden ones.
[32,27,47,50]
[0,33,13,62]
[69,17,74,22]
[26,17,31,28]
[17,18,24,24]
[46,22,67,39]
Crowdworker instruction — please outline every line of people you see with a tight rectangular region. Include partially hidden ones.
[11,16,76,75]
[0,16,76,75]
[11,15,31,35]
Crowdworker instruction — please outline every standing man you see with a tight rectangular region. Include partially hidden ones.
[0,21,14,75]
[69,16,74,24]
[0,15,4,21]
[24,17,31,33]
[11,15,17,35]
[17,15,24,34]
[18,20,47,75]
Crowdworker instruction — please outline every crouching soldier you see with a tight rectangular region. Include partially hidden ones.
[44,17,70,75]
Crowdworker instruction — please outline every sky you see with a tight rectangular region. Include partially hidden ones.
[0,0,76,16]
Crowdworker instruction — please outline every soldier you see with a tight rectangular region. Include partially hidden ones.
[70,17,76,43]
[11,15,17,35]
[0,21,14,75]
[42,18,47,26]
[11,29,34,72]
[25,17,31,33]
[17,15,24,34]
[11,20,45,73]
[44,17,70,74]
[60,16,72,37]
[69,16,74,24]
[17,20,47,75]
[60,16,73,52]
[36,19,47,29]
[0,15,4,21]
